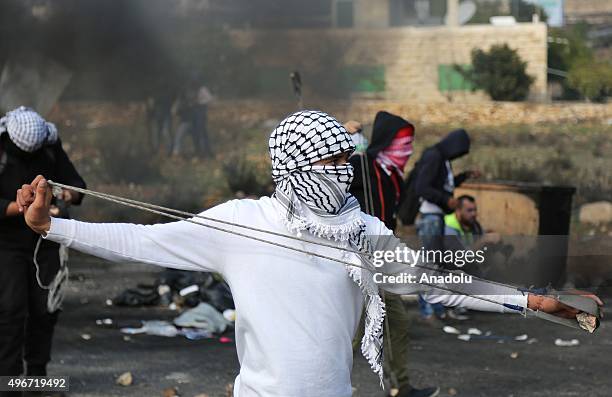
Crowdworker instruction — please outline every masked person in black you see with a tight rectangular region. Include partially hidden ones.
[350,111,414,231]
[0,107,86,382]
[414,129,480,320]
[350,111,439,397]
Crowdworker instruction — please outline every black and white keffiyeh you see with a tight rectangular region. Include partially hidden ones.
[269,110,386,383]
[0,106,58,153]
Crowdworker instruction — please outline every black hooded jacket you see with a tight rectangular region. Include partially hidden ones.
[414,129,470,214]
[349,111,414,231]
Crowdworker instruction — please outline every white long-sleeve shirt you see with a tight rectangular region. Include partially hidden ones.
[44,196,527,397]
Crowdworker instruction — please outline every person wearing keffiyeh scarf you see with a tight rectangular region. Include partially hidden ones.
[349,111,415,231]
[21,110,575,397]
[0,106,86,379]
[348,111,441,397]
[269,110,386,383]
[0,106,58,153]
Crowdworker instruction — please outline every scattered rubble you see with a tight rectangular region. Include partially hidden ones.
[116,371,133,386]
[554,338,580,347]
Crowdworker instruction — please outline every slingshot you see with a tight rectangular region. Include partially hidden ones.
[45,180,602,332]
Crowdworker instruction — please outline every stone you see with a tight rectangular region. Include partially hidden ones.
[163,387,179,397]
[116,372,133,386]
[579,201,612,225]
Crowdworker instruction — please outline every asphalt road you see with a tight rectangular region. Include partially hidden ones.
[46,253,612,397]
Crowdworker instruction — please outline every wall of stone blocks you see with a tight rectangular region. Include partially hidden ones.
[230,22,548,102]
[565,0,612,17]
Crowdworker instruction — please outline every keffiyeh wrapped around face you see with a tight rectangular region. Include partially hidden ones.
[0,106,58,153]
[269,110,386,384]
[376,127,414,177]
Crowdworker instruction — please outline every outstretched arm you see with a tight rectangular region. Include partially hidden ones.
[368,223,603,317]
[17,175,232,273]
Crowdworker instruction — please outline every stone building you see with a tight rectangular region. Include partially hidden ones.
[564,0,612,25]
[228,0,548,102]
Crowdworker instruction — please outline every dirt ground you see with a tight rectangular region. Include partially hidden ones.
[46,254,612,397]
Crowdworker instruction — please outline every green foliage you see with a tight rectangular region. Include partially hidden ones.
[548,24,612,102]
[567,60,612,102]
[458,44,534,101]
[548,25,593,72]
[548,24,594,100]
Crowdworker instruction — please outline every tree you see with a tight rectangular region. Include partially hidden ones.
[567,60,612,102]
[548,23,611,102]
[457,44,534,101]
[548,24,593,100]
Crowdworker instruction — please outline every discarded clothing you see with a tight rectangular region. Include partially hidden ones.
[121,320,179,337]
[174,302,229,334]
[113,285,159,307]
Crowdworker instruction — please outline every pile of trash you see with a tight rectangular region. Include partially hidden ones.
[112,269,234,312]
[107,269,236,341]
[120,303,235,340]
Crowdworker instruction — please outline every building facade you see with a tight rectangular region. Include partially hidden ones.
[231,22,548,102]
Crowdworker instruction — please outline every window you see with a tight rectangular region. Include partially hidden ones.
[390,0,448,26]
[336,0,354,28]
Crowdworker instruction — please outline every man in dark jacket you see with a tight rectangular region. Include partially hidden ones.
[414,129,479,319]
[0,107,86,381]
[350,111,439,397]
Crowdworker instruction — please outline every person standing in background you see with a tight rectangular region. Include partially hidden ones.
[146,86,175,154]
[193,85,213,158]
[414,129,480,321]
[343,120,368,155]
[350,111,439,397]
[350,112,414,231]
[0,107,86,385]
[172,84,214,158]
